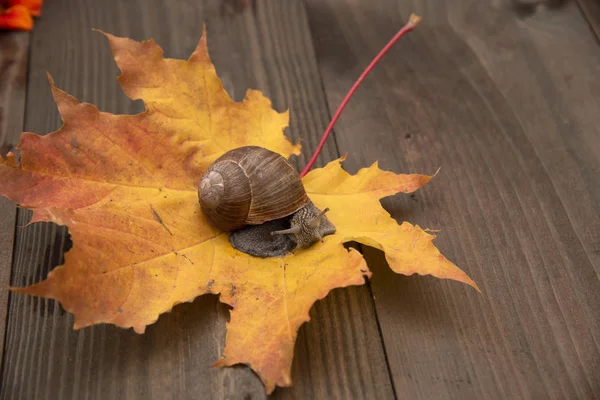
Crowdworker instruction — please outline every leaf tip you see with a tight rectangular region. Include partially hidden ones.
[45,74,81,116]
[45,71,54,86]
[291,145,302,157]
[9,280,50,298]
[92,29,118,47]
[8,286,24,294]
[264,382,278,395]
[72,321,85,331]
[95,28,115,41]
[464,277,481,293]
[211,358,226,368]
[133,325,147,334]
[189,23,210,63]
[440,257,481,293]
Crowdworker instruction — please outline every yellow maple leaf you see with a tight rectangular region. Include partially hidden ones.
[0,29,477,394]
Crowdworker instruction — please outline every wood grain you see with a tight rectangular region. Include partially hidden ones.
[0,32,29,364]
[577,0,600,41]
[306,0,600,398]
[0,0,394,399]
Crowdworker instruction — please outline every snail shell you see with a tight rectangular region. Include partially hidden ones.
[198,146,309,231]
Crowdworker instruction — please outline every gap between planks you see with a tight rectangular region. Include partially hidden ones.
[0,32,30,366]
[576,0,600,43]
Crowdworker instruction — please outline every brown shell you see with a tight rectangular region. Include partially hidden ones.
[198,146,309,231]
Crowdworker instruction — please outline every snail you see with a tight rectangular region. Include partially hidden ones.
[198,146,336,257]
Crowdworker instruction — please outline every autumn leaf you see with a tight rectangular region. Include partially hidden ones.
[0,5,33,30]
[0,29,477,394]
[6,0,43,16]
[303,158,476,285]
[0,0,43,31]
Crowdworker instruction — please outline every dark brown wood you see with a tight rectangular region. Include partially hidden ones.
[0,1,394,399]
[577,0,600,41]
[306,0,600,398]
[0,32,29,364]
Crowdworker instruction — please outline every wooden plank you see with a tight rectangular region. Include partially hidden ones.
[577,0,600,41]
[0,32,29,364]
[0,0,394,399]
[306,0,600,398]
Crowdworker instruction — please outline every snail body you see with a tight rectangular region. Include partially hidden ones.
[198,146,336,256]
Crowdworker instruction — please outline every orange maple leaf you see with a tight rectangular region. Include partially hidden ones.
[0,4,32,30]
[6,0,42,16]
[0,0,43,31]
[0,29,477,393]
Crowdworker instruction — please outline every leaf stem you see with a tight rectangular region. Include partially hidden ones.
[299,13,422,178]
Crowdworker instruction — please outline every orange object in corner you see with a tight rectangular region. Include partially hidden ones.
[8,0,43,17]
[0,5,33,31]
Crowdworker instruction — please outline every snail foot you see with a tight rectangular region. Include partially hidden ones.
[229,217,294,258]
[229,203,337,258]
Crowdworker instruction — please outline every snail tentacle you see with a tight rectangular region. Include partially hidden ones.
[307,207,330,229]
[270,226,302,236]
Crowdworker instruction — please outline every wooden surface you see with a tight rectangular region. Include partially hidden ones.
[578,0,600,40]
[307,0,600,399]
[0,0,599,399]
[0,32,29,364]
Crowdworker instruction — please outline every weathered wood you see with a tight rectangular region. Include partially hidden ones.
[0,0,394,399]
[306,0,600,398]
[0,32,29,364]
[577,0,600,41]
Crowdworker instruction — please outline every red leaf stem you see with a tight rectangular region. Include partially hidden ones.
[299,13,421,177]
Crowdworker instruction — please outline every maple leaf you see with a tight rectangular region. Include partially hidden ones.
[303,159,477,284]
[0,4,33,30]
[0,0,43,31]
[5,0,43,16]
[0,29,477,393]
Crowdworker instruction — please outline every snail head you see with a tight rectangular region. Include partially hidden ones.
[271,204,335,249]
